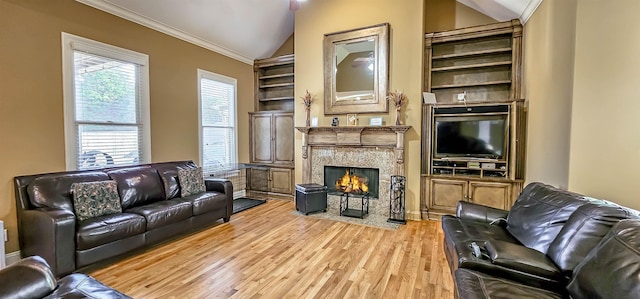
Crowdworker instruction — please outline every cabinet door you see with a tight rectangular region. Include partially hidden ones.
[248,168,269,192]
[430,179,467,212]
[250,114,273,164]
[468,181,511,210]
[269,168,292,194]
[273,113,294,164]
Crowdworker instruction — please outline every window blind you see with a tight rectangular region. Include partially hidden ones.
[73,51,143,169]
[200,74,237,176]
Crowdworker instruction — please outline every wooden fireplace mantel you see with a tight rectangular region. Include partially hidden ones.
[295,126,411,183]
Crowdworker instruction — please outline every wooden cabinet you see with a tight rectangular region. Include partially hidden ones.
[420,20,526,220]
[269,168,293,194]
[250,54,295,197]
[249,111,294,167]
[254,54,294,112]
[248,167,293,195]
[424,177,521,219]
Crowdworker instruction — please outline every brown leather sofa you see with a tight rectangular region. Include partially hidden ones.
[442,182,640,298]
[14,161,233,276]
[0,255,130,298]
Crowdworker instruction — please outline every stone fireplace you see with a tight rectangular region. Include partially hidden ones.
[296,126,410,219]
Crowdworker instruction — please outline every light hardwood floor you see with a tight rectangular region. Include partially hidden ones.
[89,199,454,298]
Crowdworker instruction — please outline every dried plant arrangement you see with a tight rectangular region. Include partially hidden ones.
[387,90,407,125]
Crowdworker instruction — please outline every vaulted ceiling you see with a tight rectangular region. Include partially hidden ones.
[76,0,541,64]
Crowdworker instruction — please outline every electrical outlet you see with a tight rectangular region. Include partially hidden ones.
[3,229,7,242]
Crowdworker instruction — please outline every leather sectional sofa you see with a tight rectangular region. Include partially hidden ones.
[0,255,130,298]
[14,160,233,276]
[443,182,640,298]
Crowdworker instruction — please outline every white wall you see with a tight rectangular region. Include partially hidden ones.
[523,0,577,190]
[569,0,640,209]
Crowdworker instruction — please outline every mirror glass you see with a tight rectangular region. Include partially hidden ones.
[335,39,375,102]
[324,23,389,115]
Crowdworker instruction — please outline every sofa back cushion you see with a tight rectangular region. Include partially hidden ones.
[546,202,639,274]
[155,161,198,200]
[567,219,640,299]
[27,171,110,211]
[506,182,587,253]
[106,166,165,209]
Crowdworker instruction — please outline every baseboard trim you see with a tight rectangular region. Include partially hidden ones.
[6,251,21,266]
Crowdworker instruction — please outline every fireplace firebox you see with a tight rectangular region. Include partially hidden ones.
[324,166,380,199]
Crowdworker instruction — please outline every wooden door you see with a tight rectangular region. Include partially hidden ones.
[250,113,273,164]
[248,167,269,192]
[429,178,466,213]
[468,181,511,210]
[269,168,292,194]
[273,113,294,165]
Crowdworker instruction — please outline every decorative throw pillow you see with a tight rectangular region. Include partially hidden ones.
[72,181,122,221]
[178,167,206,197]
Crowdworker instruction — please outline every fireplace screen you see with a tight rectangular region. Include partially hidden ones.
[324,166,380,199]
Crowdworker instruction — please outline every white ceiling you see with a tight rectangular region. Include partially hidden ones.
[76,0,541,65]
[457,0,542,23]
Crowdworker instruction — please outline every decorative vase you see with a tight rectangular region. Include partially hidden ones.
[305,107,311,127]
[395,108,401,125]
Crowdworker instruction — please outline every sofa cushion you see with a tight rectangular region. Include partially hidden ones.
[27,171,110,211]
[182,191,227,215]
[442,215,520,245]
[106,166,165,209]
[546,201,639,274]
[506,182,587,253]
[484,240,562,282]
[72,181,123,221]
[178,167,205,197]
[567,219,640,299]
[126,199,192,230]
[76,212,146,250]
[155,161,198,200]
[455,269,564,299]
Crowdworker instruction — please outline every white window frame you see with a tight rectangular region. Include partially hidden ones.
[197,69,238,174]
[61,32,151,170]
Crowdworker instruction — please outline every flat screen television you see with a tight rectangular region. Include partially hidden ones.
[434,115,507,159]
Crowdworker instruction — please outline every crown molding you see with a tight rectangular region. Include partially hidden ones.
[76,0,254,65]
[520,0,543,24]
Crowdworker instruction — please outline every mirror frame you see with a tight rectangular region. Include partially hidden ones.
[323,23,389,115]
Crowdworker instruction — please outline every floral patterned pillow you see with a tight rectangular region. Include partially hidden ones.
[72,181,122,221]
[178,167,206,197]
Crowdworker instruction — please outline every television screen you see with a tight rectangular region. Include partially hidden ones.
[435,116,506,159]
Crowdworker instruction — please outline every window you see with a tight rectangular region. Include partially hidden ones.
[62,33,151,170]
[198,69,237,176]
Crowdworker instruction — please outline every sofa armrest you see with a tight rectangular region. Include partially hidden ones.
[21,208,76,276]
[456,201,509,225]
[205,178,233,221]
[0,256,57,298]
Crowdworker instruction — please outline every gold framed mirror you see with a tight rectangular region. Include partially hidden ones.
[323,23,389,115]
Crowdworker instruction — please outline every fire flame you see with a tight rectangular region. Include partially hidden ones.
[335,169,369,193]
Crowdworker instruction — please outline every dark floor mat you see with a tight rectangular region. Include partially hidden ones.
[232,197,267,214]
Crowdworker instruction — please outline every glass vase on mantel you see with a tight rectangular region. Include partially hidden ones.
[305,107,311,127]
[395,108,402,125]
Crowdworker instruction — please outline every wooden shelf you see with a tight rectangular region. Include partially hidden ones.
[431,80,511,89]
[431,61,512,72]
[259,82,295,89]
[259,73,294,80]
[259,96,294,102]
[255,54,294,112]
[432,47,512,60]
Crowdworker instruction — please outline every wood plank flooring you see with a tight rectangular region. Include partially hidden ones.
[89,199,454,298]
